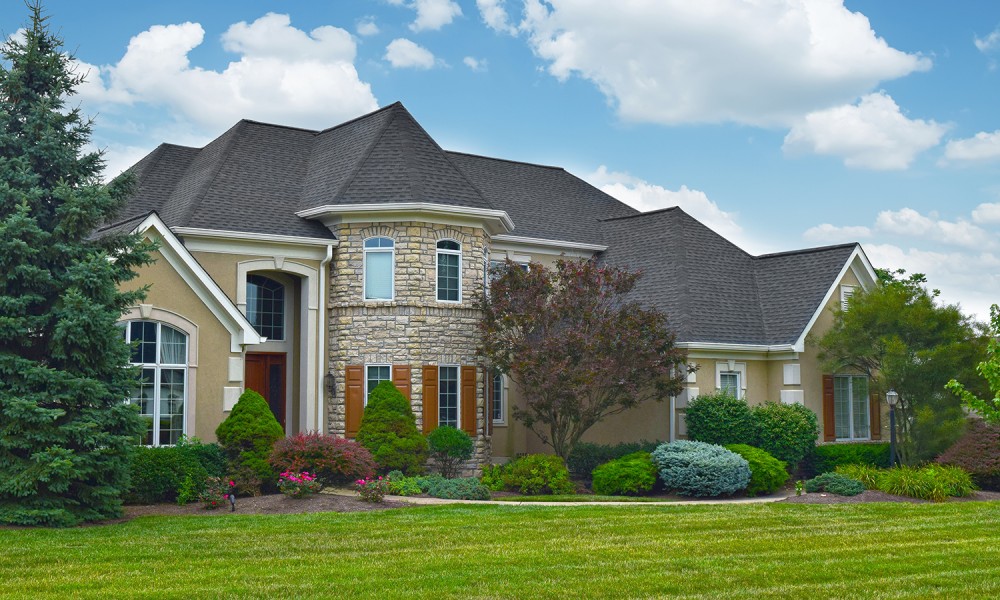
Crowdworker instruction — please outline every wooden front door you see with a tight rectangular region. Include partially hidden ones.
[245,352,287,432]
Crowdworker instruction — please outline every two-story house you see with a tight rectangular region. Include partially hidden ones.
[105,102,879,464]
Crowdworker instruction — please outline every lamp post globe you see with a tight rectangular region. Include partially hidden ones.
[886,389,899,467]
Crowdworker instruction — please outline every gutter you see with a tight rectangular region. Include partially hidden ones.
[317,243,334,433]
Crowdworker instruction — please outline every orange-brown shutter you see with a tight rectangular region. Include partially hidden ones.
[392,365,412,400]
[869,387,881,440]
[486,369,495,436]
[461,365,477,436]
[822,374,836,442]
[345,365,364,438]
[422,365,438,434]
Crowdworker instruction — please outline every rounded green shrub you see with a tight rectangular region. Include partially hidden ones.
[652,441,750,497]
[479,464,507,491]
[124,437,226,505]
[751,402,818,467]
[725,444,789,497]
[684,392,757,447]
[502,454,575,495]
[804,472,864,496]
[356,381,429,475]
[270,432,376,487]
[567,440,662,479]
[215,390,284,493]
[805,442,890,476]
[591,452,657,496]
[417,475,491,500]
[427,426,474,478]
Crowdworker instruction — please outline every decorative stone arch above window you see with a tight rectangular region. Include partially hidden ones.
[357,225,399,244]
[433,228,470,247]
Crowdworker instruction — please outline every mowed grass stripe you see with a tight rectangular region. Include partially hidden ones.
[2,502,999,598]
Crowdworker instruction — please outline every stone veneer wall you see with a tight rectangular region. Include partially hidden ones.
[327,221,491,469]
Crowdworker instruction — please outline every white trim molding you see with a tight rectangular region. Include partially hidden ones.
[794,245,878,352]
[296,202,515,237]
[491,234,607,258]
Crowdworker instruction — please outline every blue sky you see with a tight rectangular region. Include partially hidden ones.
[4,1,1000,320]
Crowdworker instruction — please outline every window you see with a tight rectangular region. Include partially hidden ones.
[365,364,391,404]
[124,321,187,446]
[439,366,459,428]
[364,237,394,300]
[247,274,285,340]
[834,375,870,440]
[719,371,741,396]
[715,361,746,398]
[436,240,461,302]
[492,370,506,425]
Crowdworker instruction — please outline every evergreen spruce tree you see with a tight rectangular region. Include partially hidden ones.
[0,3,154,526]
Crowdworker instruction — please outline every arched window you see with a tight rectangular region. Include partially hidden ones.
[247,274,285,340]
[364,237,394,300]
[124,321,187,446]
[436,239,461,302]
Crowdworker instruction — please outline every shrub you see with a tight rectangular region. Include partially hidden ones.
[936,420,1000,491]
[725,444,789,497]
[652,441,750,497]
[356,381,429,475]
[277,471,322,498]
[877,465,976,502]
[417,475,491,500]
[567,440,662,478]
[502,454,575,495]
[480,464,507,491]
[804,472,864,496]
[428,426,474,478]
[125,438,226,504]
[386,471,423,496]
[215,390,284,493]
[199,477,230,510]
[805,442,890,476]
[591,452,657,496]
[355,476,390,503]
[684,392,757,447]
[751,402,818,467]
[834,464,882,489]
[270,433,376,487]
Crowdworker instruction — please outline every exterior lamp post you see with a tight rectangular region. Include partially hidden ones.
[886,389,899,467]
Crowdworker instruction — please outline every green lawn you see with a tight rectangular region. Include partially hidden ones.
[497,494,672,502]
[3,502,1000,598]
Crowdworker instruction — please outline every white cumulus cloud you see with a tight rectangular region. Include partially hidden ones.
[477,0,518,35]
[782,92,946,169]
[513,0,929,127]
[874,208,990,249]
[390,0,462,32]
[975,28,1000,53]
[943,130,1000,163]
[803,223,872,243]
[463,56,487,72]
[384,38,437,69]
[973,203,1000,224]
[356,18,379,36]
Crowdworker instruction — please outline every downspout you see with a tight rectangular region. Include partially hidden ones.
[317,243,334,434]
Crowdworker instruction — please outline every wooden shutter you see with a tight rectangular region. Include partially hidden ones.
[822,374,836,442]
[345,365,364,438]
[486,369,495,437]
[869,388,881,440]
[422,365,438,434]
[461,365,477,436]
[392,365,412,400]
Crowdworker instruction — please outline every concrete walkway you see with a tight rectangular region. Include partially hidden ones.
[325,488,794,507]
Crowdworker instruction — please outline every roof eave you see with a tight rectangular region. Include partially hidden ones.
[295,202,515,236]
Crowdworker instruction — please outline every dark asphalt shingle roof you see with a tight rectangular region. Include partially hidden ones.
[598,208,857,345]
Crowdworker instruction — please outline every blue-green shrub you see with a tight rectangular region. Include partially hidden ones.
[567,440,662,478]
[652,441,750,497]
[684,393,757,447]
[502,454,575,495]
[805,443,890,476]
[751,402,818,467]
[417,475,491,500]
[725,444,789,497]
[590,452,657,496]
[804,472,864,496]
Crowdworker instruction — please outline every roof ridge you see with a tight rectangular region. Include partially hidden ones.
[446,150,563,170]
[176,121,247,227]
[314,102,402,136]
[328,104,402,203]
[754,242,858,260]
[750,249,770,343]
[598,206,680,222]
[94,210,154,234]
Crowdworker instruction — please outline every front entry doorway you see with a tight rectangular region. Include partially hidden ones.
[245,352,287,432]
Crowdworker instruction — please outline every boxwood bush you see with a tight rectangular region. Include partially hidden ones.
[269,432,376,486]
[502,454,575,495]
[567,440,662,479]
[805,442,890,476]
[590,452,657,496]
[804,472,865,496]
[724,444,788,497]
[652,441,750,497]
[356,381,429,475]
[750,402,818,467]
[427,426,473,478]
[684,392,757,447]
[125,438,226,504]
[936,420,1000,490]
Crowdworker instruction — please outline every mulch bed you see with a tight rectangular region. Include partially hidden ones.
[781,490,1000,504]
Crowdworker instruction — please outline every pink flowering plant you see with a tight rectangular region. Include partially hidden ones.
[200,477,229,510]
[354,476,390,503]
[278,471,322,498]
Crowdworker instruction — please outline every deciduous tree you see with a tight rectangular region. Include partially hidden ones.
[946,304,1000,425]
[478,259,686,460]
